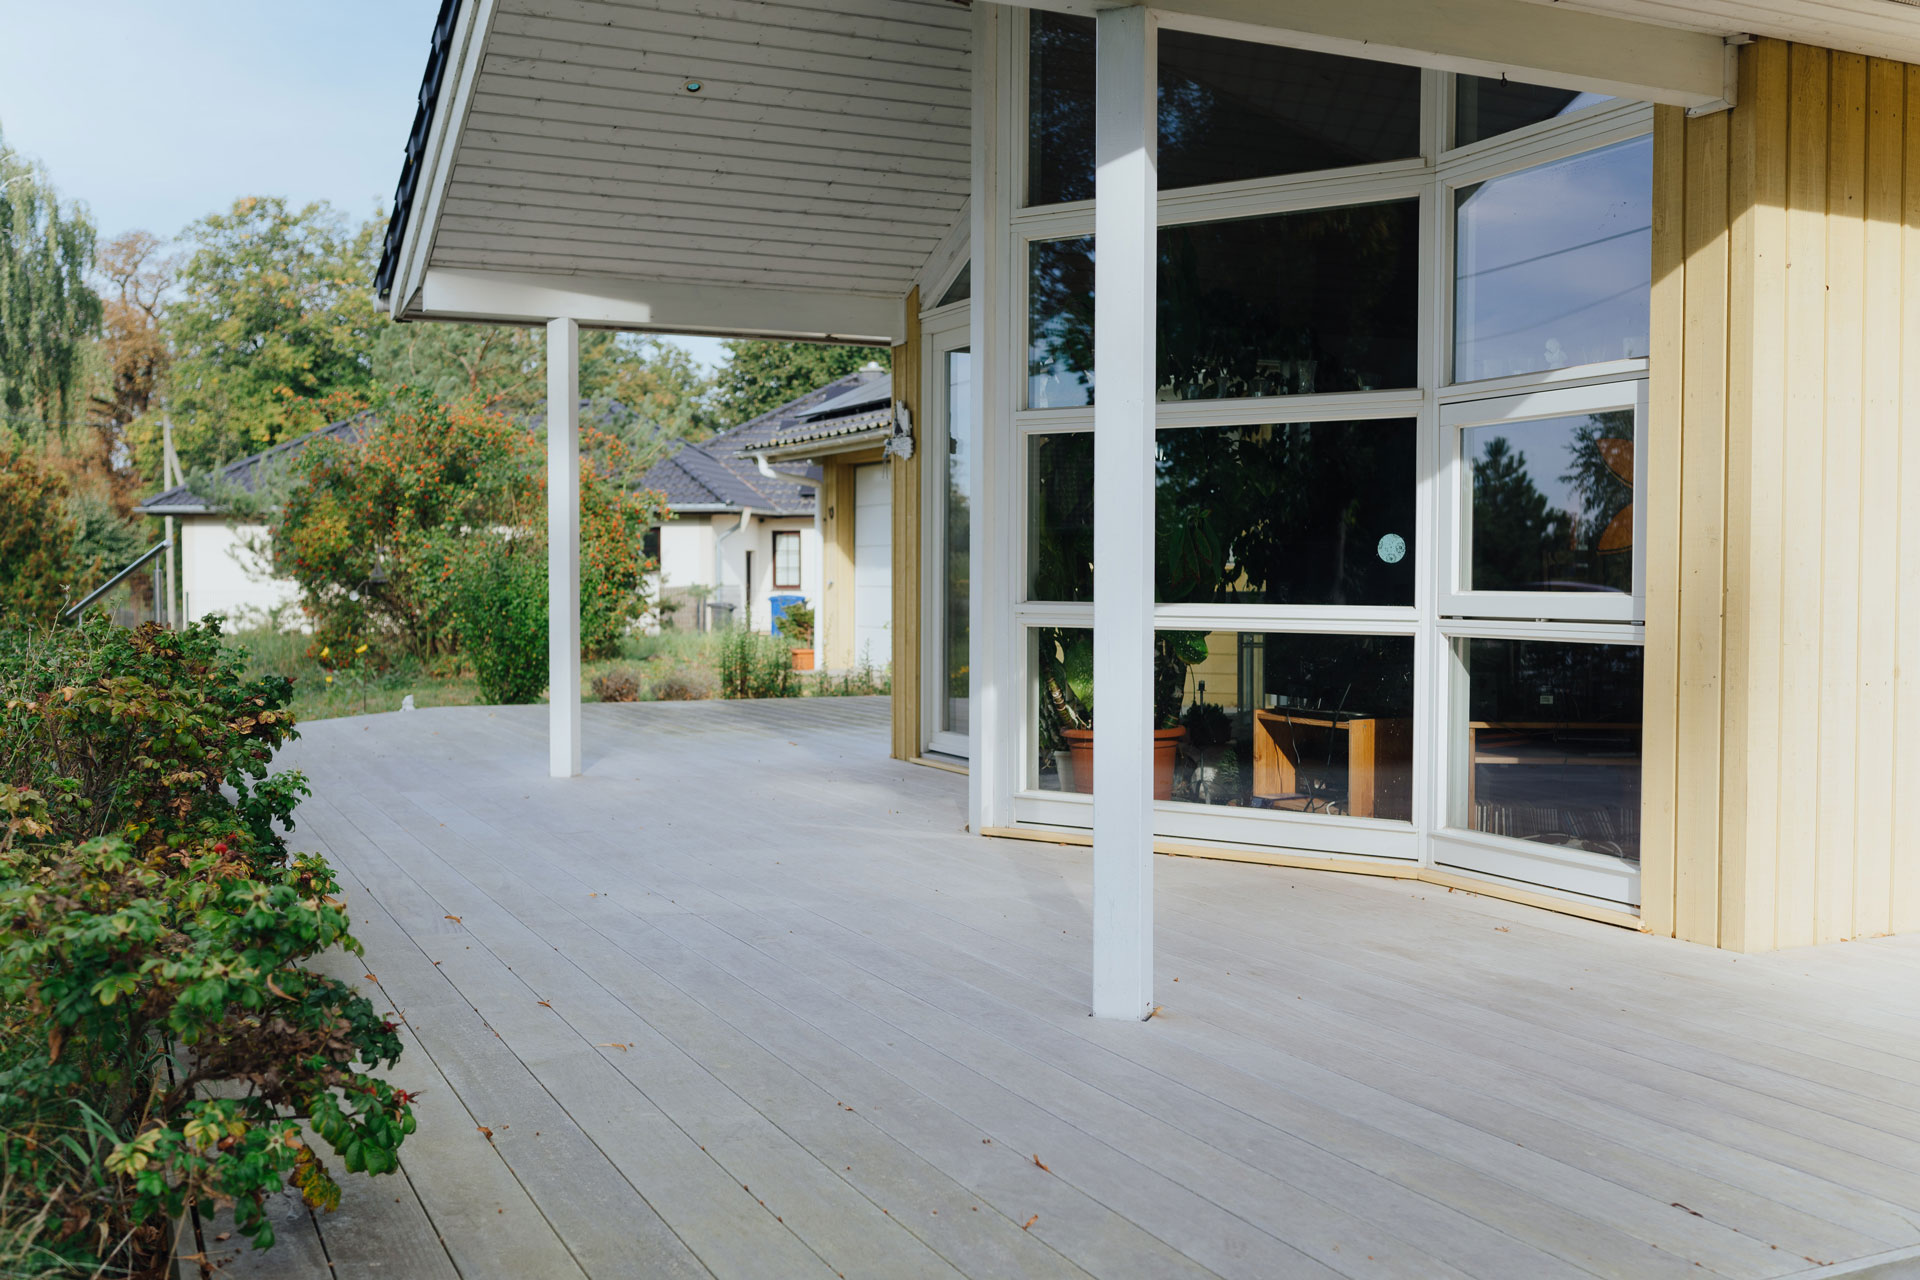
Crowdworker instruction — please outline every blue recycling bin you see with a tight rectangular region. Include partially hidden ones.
[768,594,806,637]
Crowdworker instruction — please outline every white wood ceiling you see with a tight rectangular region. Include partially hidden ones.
[427,0,971,298]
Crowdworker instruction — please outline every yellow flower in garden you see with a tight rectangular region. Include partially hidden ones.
[355,644,368,654]
[325,675,334,684]
[320,646,330,658]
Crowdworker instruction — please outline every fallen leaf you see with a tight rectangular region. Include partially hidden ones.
[1022,1215,1038,1231]
[214,1232,232,1242]
[477,1126,493,1141]
[1671,1203,1703,1218]
[537,1000,552,1008]
[1032,1155,1051,1173]
[364,974,378,982]
[598,1043,630,1051]
[445,915,462,924]
[1494,926,1510,933]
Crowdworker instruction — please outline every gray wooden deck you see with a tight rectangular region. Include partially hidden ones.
[187,696,1920,1279]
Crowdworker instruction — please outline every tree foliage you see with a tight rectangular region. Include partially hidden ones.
[0,437,84,625]
[268,388,666,664]
[0,130,103,436]
[161,198,380,476]
[707,340,888,427]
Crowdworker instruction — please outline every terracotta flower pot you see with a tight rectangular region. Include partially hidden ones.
[1060,726,1186,800]
[790,647,815,671]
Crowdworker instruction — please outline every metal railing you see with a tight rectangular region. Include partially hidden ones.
[63,540,172,624]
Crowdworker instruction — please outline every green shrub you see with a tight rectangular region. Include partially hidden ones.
[591,668,640,702]
[649,669,716,701]
[776,602,814,647]
[0,618,415,1275]
[452,538,547,704]
[716,627,796,699]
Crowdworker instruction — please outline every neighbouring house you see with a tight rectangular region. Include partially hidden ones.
[136,418,371,629]
[640,365,897,666]
[373,0,1920,1008]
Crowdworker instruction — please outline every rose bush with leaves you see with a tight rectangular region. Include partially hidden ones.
[0,619,413,1276]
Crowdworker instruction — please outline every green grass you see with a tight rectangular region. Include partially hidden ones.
[224,626,887,724]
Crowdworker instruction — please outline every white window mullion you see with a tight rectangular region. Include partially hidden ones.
[1090,5,1158,1022]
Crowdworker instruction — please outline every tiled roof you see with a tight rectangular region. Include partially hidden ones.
[137,415,374,515]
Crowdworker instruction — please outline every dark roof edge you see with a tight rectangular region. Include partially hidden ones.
[375,0,464,302]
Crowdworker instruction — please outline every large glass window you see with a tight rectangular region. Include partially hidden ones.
[1028,433,1094,602]
[1454,75,1614,148]
[1465,411,1634,594]
[1027,16,1422,204]
[1458,638,1643,865]
[1453,135,1653,382]
[1034,627,1415,821]
[1158,32,1421,190]
[1029,237,1095,408]
[1156,420,1416,606]
[1160,202,1419,400]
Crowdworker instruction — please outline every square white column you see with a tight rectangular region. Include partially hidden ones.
[547,316,582,778]
[1091,5,1157,1020]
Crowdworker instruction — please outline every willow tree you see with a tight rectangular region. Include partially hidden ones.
[0,131,103,436]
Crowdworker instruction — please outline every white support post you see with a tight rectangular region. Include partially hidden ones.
[1091,6,1157,1021]
[547,317,582,778]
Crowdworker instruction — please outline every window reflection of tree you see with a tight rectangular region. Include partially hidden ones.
[1155,421,1415,607]
[1028,239,1095,407]
[1470,412,1633,592]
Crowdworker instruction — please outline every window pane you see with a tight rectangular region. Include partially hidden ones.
[1029,13,1095,206]
[1161,201,1419,399]
[943,349,972,735]
[1158,32,1420,190]
[1461,638,1643,864]
[1465,410,1634,594]
[1028,433,1094,602]
[1035,627,1415,820]
[1454,75,1614,148]
[1029,237,1095,408]
[1027,17,1423,204]
[1157,420,1416,606]
[1453,136,1652,382]
[773,532,800,588]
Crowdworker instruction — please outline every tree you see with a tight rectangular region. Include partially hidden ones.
[0,130,103,436]
[0,435,83,624]
[707,340,887,427]
[160,198,380,475]
[1470,435,1569,591]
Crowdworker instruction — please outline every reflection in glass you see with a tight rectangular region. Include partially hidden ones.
[1028,433,1094,602]
[1160,202,1419,400]
[1158,32,1420,190]
[1034,628,1414,821]
[1027,15,1422,203]
[1156,420,1416,606]
[1466,411,1634,593]
[1454,75,1614,148]
[1453,136,1652,382]
[943,350,972,735]
[1462,639,1643,863]
[1029,13,1094,206]
[1029,237,1095,408]
[936,261,971,308]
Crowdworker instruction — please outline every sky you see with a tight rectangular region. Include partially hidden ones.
[0,0,728,372]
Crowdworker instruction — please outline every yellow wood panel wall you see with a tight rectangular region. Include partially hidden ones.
[1647,39,1920,949]
[818,460,858,671]
[891,288,923,760]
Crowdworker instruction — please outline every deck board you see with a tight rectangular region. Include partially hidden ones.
[222,697,1920,1280]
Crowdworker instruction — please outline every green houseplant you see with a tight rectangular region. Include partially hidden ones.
[1038,628,1209,799]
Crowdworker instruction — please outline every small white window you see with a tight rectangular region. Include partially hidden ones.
[772,531,801,590]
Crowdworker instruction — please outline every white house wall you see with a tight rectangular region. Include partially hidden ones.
[179,518,302,629]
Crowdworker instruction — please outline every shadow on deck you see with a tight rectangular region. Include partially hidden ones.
[185,697,1920,1279]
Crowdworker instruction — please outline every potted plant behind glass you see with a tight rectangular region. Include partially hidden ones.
[779,602,816,671]
[1038,628,1207,800]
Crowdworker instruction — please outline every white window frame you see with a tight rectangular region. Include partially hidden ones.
[1438,380,1649,624]
[922,302,973,760]
[981,8,1659,908]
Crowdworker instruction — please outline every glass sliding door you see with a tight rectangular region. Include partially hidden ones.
[924,303,971,758]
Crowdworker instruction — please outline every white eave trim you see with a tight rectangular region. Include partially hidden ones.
[756,427,892,462]
[389,0,500,318]
[406,267,907,345]
[1011,0,1738,113]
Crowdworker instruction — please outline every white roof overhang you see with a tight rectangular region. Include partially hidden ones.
[382,0,972,344]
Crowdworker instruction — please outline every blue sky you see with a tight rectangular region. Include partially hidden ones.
[0,0,727,371]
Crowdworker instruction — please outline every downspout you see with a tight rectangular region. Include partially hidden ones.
[713,506,752,629]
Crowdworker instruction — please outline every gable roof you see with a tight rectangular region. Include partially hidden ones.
[137,416,374,517]
[636,366,889,516]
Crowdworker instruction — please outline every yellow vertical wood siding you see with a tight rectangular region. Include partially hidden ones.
[1648,39,1920,948]
[891,289,924,760]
